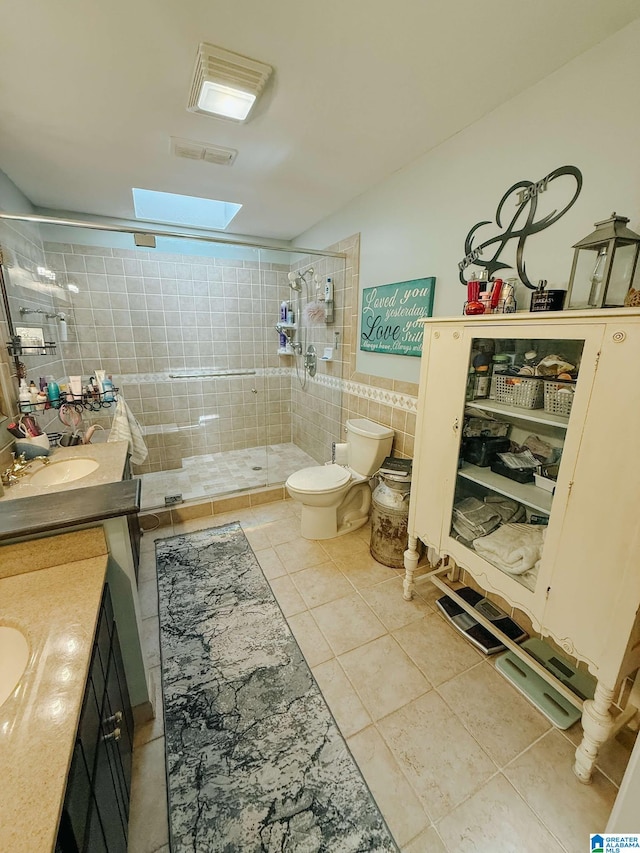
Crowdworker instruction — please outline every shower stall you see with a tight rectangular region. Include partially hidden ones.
[0,213,347,510]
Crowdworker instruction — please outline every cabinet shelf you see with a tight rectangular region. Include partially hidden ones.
[458,463,553,514]
[466,399,570,430]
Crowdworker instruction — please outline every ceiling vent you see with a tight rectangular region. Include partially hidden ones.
[170,137,238,166]
[187,43,272,122]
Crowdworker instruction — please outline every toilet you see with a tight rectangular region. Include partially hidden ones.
[286,418,394,540]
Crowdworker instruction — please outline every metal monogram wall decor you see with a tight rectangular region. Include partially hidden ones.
[360,277,436,357]
[458,165,583,289]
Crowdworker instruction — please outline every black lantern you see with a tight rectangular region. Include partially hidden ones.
[566,212,640,309]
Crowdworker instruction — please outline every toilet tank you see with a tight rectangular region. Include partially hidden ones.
[346,418,394,477]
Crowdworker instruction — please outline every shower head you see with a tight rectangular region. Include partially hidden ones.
[288,271,303,291]
[288,267,314,291]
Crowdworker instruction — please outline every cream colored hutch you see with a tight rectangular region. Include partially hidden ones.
[403,308,640,783]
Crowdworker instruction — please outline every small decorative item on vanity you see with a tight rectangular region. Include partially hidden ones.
[565,212,640,309]
[529,280,566,312]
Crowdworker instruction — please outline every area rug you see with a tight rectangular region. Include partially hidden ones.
[155,522,399,853]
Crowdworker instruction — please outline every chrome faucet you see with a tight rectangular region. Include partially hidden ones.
[1,452,50,486]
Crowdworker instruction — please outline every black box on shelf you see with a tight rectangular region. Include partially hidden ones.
[462,436,511,468]
[490,457,535,483]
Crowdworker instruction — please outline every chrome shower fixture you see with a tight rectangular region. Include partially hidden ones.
[288,266,315,291]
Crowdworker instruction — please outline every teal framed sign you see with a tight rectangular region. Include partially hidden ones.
[360,277,436,357]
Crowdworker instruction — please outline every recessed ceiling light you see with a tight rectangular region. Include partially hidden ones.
[132,188,242,230]
[187,43,272,122]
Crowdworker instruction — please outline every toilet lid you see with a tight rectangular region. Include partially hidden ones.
[287,464,351,493]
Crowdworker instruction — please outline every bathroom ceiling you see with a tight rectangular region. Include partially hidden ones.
[0,0,638,242]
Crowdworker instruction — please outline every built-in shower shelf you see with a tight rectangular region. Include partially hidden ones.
[7,341,57,357]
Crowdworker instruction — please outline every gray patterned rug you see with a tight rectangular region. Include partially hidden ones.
[155,522,399,853]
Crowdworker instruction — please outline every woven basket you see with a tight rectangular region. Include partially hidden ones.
[543,381,575,416]
[490,373,543,409]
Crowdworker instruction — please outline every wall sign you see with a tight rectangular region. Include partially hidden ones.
[360,278,435,357]
[458,164,583,289]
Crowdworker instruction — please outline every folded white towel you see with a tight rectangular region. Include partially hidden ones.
[473,523,545,576]
[107,395,148,466]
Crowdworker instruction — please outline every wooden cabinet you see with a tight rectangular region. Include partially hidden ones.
[56,585,134,853]
[403,308,640,782]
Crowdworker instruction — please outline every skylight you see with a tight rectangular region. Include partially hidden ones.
[132,188,242,230]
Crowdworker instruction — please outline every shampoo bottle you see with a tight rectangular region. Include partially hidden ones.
[46,376,60,408]
[19,378,31,412]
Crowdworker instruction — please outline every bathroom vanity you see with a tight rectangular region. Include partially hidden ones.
[0,529,112,852]
[403,308,640,783]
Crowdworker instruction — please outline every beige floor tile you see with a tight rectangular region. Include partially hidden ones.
[253,547,288,580]
[137,551,158,585]
[320,532,371,561]
[275,538,329,572]
[171,516,218,536]
[312,659,371,737]
[265,517,304,547]
[268,575,307,617]
[292,561,355,608]
[140,526,174,552]
[134,666,165,748]
[437,773,560,853]
[127,736,169,853]
[141,615,161,669]
[361,577,433,631]
[339,635,431,720]
[334,550,400,589]
[287,611,334,667]
[402,825,447,853]
[312,593,387,655]
[378,691,497,822]
[250,500,295,523]
[243,524,273,551]
[438,661,551,766]
[393,613,483,686]
[348,725,430,847]
[504,729,617,853]
[138,578,159,619]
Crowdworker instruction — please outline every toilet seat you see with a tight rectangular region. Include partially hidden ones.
[286,464,351,494]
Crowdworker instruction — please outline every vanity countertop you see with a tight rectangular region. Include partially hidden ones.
[0,528,109,853]
[0,478,141,542]
[0,440,130,502]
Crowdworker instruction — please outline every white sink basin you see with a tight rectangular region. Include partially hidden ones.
[28,458,99,487]
[0,626,29,708]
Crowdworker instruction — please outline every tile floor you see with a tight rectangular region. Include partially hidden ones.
[139,443,317,510]
[128,498,634,853]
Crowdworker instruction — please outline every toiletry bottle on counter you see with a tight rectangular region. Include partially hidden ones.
[46,376,60,408]
[102,374,115,402]
[19,378,31,412]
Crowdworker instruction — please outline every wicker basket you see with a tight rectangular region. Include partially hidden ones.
[490,373,544,409]
[544,381,575,416]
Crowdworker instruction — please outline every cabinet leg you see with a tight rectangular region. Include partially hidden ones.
[574,681,615,784]
[403,535,420,601]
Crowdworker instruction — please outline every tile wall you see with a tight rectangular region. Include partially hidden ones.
[291,234,419,463]
[42,242,340,474]
[0,221,67,472]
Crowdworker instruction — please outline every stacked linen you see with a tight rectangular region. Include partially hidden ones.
[452,496,524,542]
[473,523,545,584]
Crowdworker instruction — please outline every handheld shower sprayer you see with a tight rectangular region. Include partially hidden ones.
[288,267,315,291]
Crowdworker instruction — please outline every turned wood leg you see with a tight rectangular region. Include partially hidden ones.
[574,681,615,784]
[403,535,420,601]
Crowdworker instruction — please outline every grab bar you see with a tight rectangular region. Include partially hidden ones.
[168,370,256,379]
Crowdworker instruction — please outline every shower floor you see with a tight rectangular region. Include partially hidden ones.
[139,442,318,510]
